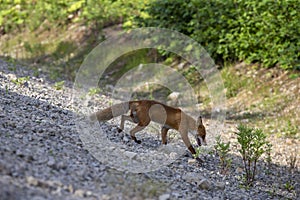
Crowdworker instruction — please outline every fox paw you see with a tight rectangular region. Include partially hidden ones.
[117,128,123,133]
[131,136,142,144]
[135,140,142,144]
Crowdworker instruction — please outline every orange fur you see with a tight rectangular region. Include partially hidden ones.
[90,100,207,155]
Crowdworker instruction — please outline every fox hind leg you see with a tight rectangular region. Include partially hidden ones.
[119,114,147,144]
[118,107,140,132]
[129,117,150,144]
[119,115,134,133]
[129,125,147,144]
[161,126,169,144]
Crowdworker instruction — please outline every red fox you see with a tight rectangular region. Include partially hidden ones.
[89,100,207,156]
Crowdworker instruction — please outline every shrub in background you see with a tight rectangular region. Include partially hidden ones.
[135,0,300,70]
[236,124,271,186]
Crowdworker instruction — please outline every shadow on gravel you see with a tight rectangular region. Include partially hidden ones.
[226,109,266,121]
[0,86,171,199]
[0,84,299,199]
[199,107,267,121]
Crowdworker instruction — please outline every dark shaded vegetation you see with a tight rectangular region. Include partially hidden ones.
[0,0,149,80]
[1,0,299,83]
[134,0,300,70]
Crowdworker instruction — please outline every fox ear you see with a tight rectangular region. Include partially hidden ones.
[196,116,203,126]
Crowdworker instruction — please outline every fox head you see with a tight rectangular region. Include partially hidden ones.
[196,116,207,146]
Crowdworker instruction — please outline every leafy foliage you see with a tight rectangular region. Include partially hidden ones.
[283,120,298,138]
[236,124,271,186]
[53,80,65,90]
[88,87,102,96]
[214,135,232,174]
[11,76,30,86]
[0,0,150,33]
[135,0,300,69]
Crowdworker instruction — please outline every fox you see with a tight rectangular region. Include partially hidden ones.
[89,100,207,156]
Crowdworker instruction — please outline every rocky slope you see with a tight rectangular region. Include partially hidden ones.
[0,59,299,199]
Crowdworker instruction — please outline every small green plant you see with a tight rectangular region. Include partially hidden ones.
[192,146,213,162]
[267,185,276,198]
[8,66,17,71]
[193,147,201,159]
[214,135,232,174]
[53,81,65,90]
[289,73,299,79]
[33,69,40,77]
[283,120,298,138]
[88,87,101,96]
[11,76,30,86]
[236,124,271,186]
[284,181,295,192]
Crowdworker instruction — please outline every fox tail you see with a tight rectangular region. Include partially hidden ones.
[89,102,130,122]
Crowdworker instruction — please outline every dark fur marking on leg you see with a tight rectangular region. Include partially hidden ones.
[188,145,196,155]
[131,135,141,144]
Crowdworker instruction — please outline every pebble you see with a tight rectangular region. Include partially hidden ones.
[74,189,85,197]
[215,182,225,190]
[47,157,56,167]
[26,176,38,186]
[123,136,130,142]
[182,172,204,183]
[198,179,211,190]
[159,193,170,200]
[188,158,197,164]
[124,151,137,160]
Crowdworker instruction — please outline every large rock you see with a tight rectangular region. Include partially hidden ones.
[198,179,212,190]
[182,172,212,190]
[167,92,181,106]
[159,193,170,200]
[124,151,137,160]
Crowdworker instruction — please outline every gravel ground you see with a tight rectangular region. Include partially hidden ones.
[0,59,299,200]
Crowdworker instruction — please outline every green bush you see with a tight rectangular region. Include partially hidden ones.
[236,124,271,186]
[135,0,300,70]
[0,1,74,32]
[132,0,195,35]
[0,0,150,33]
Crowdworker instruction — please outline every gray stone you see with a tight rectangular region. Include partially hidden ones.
[198,179,212,190]
[123,136,130,142]
[159,193,170,200]
[26,176,38,186]
[47,157,56,167]
[215,182,226,190]
[188,158,197,164]
[74,189,85,197]
[124,151,137,160]
[182,172,204,184]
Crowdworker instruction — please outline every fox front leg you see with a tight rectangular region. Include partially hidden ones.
[179,129,200,158]
[161,126,169,145]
